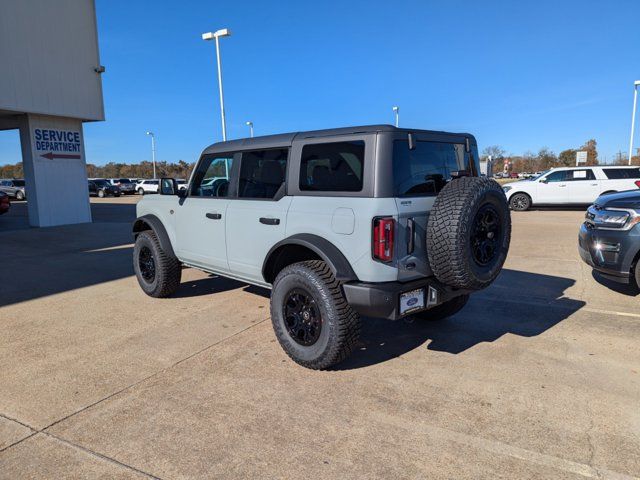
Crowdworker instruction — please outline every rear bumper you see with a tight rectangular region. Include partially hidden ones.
[342,276,469,320]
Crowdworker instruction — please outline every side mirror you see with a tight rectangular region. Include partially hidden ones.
[159,178,178,195]
[539,177,548,184]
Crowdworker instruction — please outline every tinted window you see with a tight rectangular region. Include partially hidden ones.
[299,141,364,192]
[118,178,130,183]
[239,149,288,199]
[544,171,567,182]
[191,155,234,197]
[393,140,467,196]
[566,169,595,181]
[12,180,25,186]
[603,168,640,179]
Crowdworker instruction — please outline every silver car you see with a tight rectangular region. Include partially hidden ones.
[0,179,26,200]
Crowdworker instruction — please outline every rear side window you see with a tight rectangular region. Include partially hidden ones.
[238,149,288,199]
[566,169,595,181]
[299,141,364,192]
[393,140,467,196]
[603,168,640,179]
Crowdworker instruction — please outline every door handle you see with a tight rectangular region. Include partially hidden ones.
[259,217,280,225]
[206,212,222,220]
[559,184,567,187]
[590,183,598,186]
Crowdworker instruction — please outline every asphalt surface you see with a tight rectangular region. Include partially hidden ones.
[0,196,639,479]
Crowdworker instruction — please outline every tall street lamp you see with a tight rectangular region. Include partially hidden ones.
[392,106,399,127]
[145,131,156,179]
[202,28,232,141]
[628,80,640,165]
[246,121,254,138]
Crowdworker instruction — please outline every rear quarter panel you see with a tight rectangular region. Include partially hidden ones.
[286,196,399,282]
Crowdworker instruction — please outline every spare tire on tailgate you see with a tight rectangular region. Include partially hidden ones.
[426,176,511,291]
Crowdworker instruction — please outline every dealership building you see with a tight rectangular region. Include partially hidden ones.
[0,0,104,227]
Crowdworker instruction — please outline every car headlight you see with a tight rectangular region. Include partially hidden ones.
[586,205,640,230]
[502,185,512,193]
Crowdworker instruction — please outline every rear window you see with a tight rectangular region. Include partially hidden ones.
[603,168,640,179]
[299,141,364,192]
[393,140,468,196]
[13,180,25,186]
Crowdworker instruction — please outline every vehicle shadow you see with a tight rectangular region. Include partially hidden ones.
[591,270,639,296]
[173,274,253,298]
[335,269,585,370]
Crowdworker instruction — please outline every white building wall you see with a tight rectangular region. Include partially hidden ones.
[20,114,92,227]
[0,0,104,121]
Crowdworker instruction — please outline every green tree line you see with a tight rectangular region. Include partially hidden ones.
[0,160,195,180]
[482,139,640,172]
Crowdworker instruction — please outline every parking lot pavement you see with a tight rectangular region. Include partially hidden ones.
[1,198,639,479]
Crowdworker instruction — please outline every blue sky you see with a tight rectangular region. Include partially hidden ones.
[1,0,639,165]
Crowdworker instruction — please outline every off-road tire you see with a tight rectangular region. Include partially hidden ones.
[133,230,181,298]
[270,260,360,370]
[427,176,511,291]
[509,192,531,211]
[412,294,469,321]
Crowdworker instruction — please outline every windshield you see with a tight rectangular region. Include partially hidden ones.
[530,170,549,181]
[392,140,473,197]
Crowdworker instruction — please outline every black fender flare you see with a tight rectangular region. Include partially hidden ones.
[262,234,358,283]
[132,214,177,259]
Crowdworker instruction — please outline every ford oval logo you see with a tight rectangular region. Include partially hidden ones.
[407,297,418,307]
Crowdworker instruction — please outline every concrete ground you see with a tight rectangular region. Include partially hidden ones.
[0,196,638,479]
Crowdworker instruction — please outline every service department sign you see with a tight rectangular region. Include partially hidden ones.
[34,128,82,160]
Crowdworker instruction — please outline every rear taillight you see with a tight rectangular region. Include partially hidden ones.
[635,180,640,188]
[373,217,394,262]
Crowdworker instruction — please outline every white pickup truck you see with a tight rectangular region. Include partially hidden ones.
[503,166,640,210]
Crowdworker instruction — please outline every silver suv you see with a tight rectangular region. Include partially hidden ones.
[0,179,26,200]
[132,125,511,369]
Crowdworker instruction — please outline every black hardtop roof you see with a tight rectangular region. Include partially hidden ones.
[201,124,475,155]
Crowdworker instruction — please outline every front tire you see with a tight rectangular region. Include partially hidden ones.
[133,231,181,298]
[15,191,24,201]
[138,188,145,195]
[97,189,105,198]
[270,260,360,370]
[509,192,531,211]
[412,294,469,321]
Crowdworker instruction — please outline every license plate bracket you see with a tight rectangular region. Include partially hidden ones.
[399,288,426,315]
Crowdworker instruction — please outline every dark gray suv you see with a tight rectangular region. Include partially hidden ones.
[579,190,640,285]
[0,179,26,200]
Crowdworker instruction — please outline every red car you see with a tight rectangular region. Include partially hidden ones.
[509,172,519,178]
[0,191,10,215]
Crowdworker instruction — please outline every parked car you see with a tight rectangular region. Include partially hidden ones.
[88,179,120,198]
[132,125,512,369]
[0,179,26,200]
[136,179,159,195]
[176,179,188,191]
[108,178,136,194]
[579,190,640,285]
[0,191,10,215]
[503,166,640,211]
[509,172,519,178]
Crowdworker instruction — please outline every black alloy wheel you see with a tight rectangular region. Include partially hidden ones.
[470,204,501,266]
[283,288,322,346]
[138,245,156,283]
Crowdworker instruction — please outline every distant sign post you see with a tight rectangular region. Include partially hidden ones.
[576,151,588,166]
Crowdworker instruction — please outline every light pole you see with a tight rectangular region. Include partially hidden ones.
[628,80,640,165]
[246,121,254,138]
[145,131,156,179]
[392,106,399,127]
[202,28,232,141]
